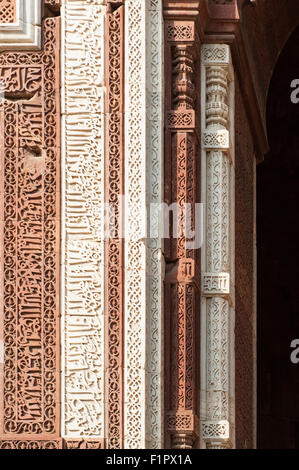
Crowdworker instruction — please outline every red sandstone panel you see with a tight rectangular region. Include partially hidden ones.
[0,17,60,443]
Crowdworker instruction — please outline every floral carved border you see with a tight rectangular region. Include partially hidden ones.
[105,1,125,449]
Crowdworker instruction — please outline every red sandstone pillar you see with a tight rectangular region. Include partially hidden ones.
[163,2,201,449]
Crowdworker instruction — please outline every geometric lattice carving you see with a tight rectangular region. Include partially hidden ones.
[202,129,230,149]
[0,17,60,440]
[201,421,230,439]
[0,0,16,23]
[167,110,195,129]
[166,21,194,42]
[201,44,230,65]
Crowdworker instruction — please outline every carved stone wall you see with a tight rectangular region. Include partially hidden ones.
[0,15,60,447]
[61,0,106,446]
[235,75,255,449]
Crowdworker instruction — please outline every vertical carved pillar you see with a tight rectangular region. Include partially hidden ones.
[105,1,124,449]
[200,44,235,449]
[0,16,61,449]
[163,16,200,449]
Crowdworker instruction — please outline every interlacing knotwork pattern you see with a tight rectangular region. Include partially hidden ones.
[62,0,105,438]
[124,0,147,448]
[146,0,164,449]
[0,17,60,438]
[124,0,164,448]
[0,0,16,23]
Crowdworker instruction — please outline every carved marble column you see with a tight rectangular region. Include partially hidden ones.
[200,44,235,449]
[163,12,200,449]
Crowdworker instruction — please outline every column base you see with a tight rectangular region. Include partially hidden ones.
[171,433,195,449]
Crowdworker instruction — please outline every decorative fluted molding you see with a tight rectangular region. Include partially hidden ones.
[200,44,235,449]
[61,0,106,445]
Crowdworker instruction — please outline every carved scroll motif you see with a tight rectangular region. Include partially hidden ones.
[106,3,124,449]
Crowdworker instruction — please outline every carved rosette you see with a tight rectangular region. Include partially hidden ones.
[163,14,200,449]
[200,44,235,449]
[0,17,60,444]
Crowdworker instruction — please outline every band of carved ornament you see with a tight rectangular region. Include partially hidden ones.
[0,17,60,441]
[124,0,164,449]
[146,0,164,449]
[61,1,106,439]
[106,4,124,449]
[202,129,230,150]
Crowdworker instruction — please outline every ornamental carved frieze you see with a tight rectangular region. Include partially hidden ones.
[105,1,124,449]
[163,7,200,449]
[0,17,60,444]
